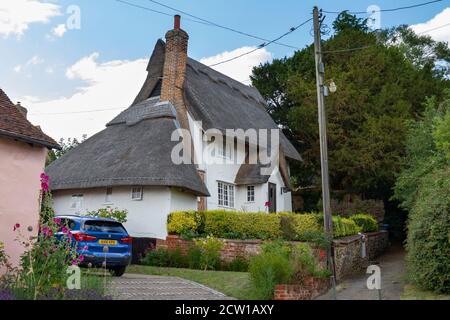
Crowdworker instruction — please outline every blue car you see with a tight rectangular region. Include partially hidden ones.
[55,215,132,277]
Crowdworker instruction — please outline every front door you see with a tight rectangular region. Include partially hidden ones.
[268,183,277,213]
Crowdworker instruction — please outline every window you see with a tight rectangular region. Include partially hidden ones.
[218,181,234,208]
[131,187,143,200]
[84,220,126,233]
[70,194,83,210]
[247,185,255,202]
[105,187,113,203]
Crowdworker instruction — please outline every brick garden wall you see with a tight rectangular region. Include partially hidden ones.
[157,231,389,282]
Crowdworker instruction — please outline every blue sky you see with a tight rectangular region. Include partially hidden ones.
[0,0,449,139]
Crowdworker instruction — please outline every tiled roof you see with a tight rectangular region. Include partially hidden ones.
[0,88,59,149]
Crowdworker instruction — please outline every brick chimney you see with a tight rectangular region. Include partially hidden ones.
[161,15,189,129]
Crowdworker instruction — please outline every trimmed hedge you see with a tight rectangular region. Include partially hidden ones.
[349,214,379,233]
[167,210,375,240]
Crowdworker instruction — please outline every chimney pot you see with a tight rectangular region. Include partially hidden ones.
[174,14,181,30]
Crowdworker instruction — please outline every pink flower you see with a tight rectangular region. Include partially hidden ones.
[78,255,84,263]
[71,260,78,266]
[61,226,68,234]
[264,201,271,207]
[40,173,49,182]
[13,223,20,231]
[83,245,88,251]
[54,218,61,225]
[40,173,50,192]
[41,226,53,237]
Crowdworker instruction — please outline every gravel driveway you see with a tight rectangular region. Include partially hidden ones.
[109,273,233,300]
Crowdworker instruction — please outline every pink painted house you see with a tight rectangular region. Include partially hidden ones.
[0,88,59,269]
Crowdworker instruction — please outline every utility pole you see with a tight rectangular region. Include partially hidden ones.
[313,6,337,299]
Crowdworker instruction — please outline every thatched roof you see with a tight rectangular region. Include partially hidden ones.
[47,38,301,194]
[46,99,209,196]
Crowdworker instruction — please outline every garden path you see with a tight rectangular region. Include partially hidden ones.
[316,244,406,300]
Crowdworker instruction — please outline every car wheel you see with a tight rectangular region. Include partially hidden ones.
[112,266,126,277]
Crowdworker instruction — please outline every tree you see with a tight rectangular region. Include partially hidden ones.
[251,12,449,201]
[46,134,87,166]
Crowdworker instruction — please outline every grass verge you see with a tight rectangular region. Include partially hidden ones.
[127,265,253,300]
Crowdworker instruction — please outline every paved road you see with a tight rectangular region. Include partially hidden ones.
[109,273,232,300]
[316,244,406,300]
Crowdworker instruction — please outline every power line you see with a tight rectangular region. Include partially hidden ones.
[323,0,445,14]
[207,18,313,67]
[147,0,299,49]
[416,22,450,34]
[115,0,211,25]
[29,107,125,116]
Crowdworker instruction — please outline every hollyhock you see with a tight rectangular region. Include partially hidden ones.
[40,173,50,192]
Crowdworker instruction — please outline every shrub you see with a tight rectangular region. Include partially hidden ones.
[167,210,364,241]
[186,246,202,269]
[84,207,128,223]
[405,169,450,293]
[167,211,203,236]
[141,248,170,267]
[204,210,282,240]
[316,214,362,238]
[248,249,293,299]
[141,247,187,268]
[349,214,379,233]
[194,236,224,270]
[332,216,362,238]
[223,257,249,272]
[290,213,321,241]
[290,243,331,283]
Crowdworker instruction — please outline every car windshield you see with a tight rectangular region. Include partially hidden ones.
[83,220,126,233]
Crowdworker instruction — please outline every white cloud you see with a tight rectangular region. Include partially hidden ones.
[200,46,272,84]
[13,55,44,74]
[20,53,148,139]
[0,0,61,37]
[27,55,44,66]
[52,23,66,37]
[17,47,271,139]
[410,7,450,44]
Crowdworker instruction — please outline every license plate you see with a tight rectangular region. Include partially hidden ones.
[98,239,117,245]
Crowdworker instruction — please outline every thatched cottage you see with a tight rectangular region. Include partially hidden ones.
[47,15,301,239]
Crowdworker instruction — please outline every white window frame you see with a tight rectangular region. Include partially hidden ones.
[104,187,113,204]
[217,181,234,208]
[131,186,143,201]
[70,194,83,210]
[247,185,255,202]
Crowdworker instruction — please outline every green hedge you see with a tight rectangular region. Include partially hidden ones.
[349,214,379,233]
[167,210,375,241]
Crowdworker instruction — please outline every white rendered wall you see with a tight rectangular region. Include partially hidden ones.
[52,186,196,239]
[187,113,293,213]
